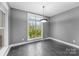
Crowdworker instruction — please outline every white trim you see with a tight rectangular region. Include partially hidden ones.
[48,37,79,49]
[0,47,7,56]
[0,46,11,56]
[1,3,9,11]
[4,46,11,56]
[3,37,79,56]
[1,38,49,56]
[0,2,10,56]
[0,6,6,14]
[28,37,43,41]
[10,38,49,47]
[0,27,5,29]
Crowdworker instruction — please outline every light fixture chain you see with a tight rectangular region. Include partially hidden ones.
[43,6,45,17]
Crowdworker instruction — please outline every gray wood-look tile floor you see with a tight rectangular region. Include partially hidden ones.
[8,39,79,56]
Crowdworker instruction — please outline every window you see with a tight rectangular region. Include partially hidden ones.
[0,10,5,49]
[27,13,43,40]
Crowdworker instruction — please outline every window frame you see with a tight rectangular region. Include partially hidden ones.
[0,8,5,48]
[27,13,43,41]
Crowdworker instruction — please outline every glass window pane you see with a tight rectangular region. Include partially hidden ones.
[0,29,4,48]
[0,11,5,27]
[0,10,5,49]
[28,13,43,39]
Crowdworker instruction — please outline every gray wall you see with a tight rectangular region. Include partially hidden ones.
[10,8,27,44]
[50,6,79,46]
[10,8,49,44]
[43,18,50,38]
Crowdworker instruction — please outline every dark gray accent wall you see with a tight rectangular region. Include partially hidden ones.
[50,6,79,46]
[9,8,49,44]
[9,8,27,44]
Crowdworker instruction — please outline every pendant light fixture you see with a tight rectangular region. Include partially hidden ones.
[41,6,47,23]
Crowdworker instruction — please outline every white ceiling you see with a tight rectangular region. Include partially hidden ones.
[8,2,79,17]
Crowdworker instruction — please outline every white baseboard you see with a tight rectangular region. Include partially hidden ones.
[4,46,11,56]
[48,37,79,49]
[3,37,79,56]
[2,37,79,56]
[10,38,49,47]
[0,46,11,56]
[0,47,7,56]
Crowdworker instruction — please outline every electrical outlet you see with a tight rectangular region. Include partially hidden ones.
[73,40,76,43]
